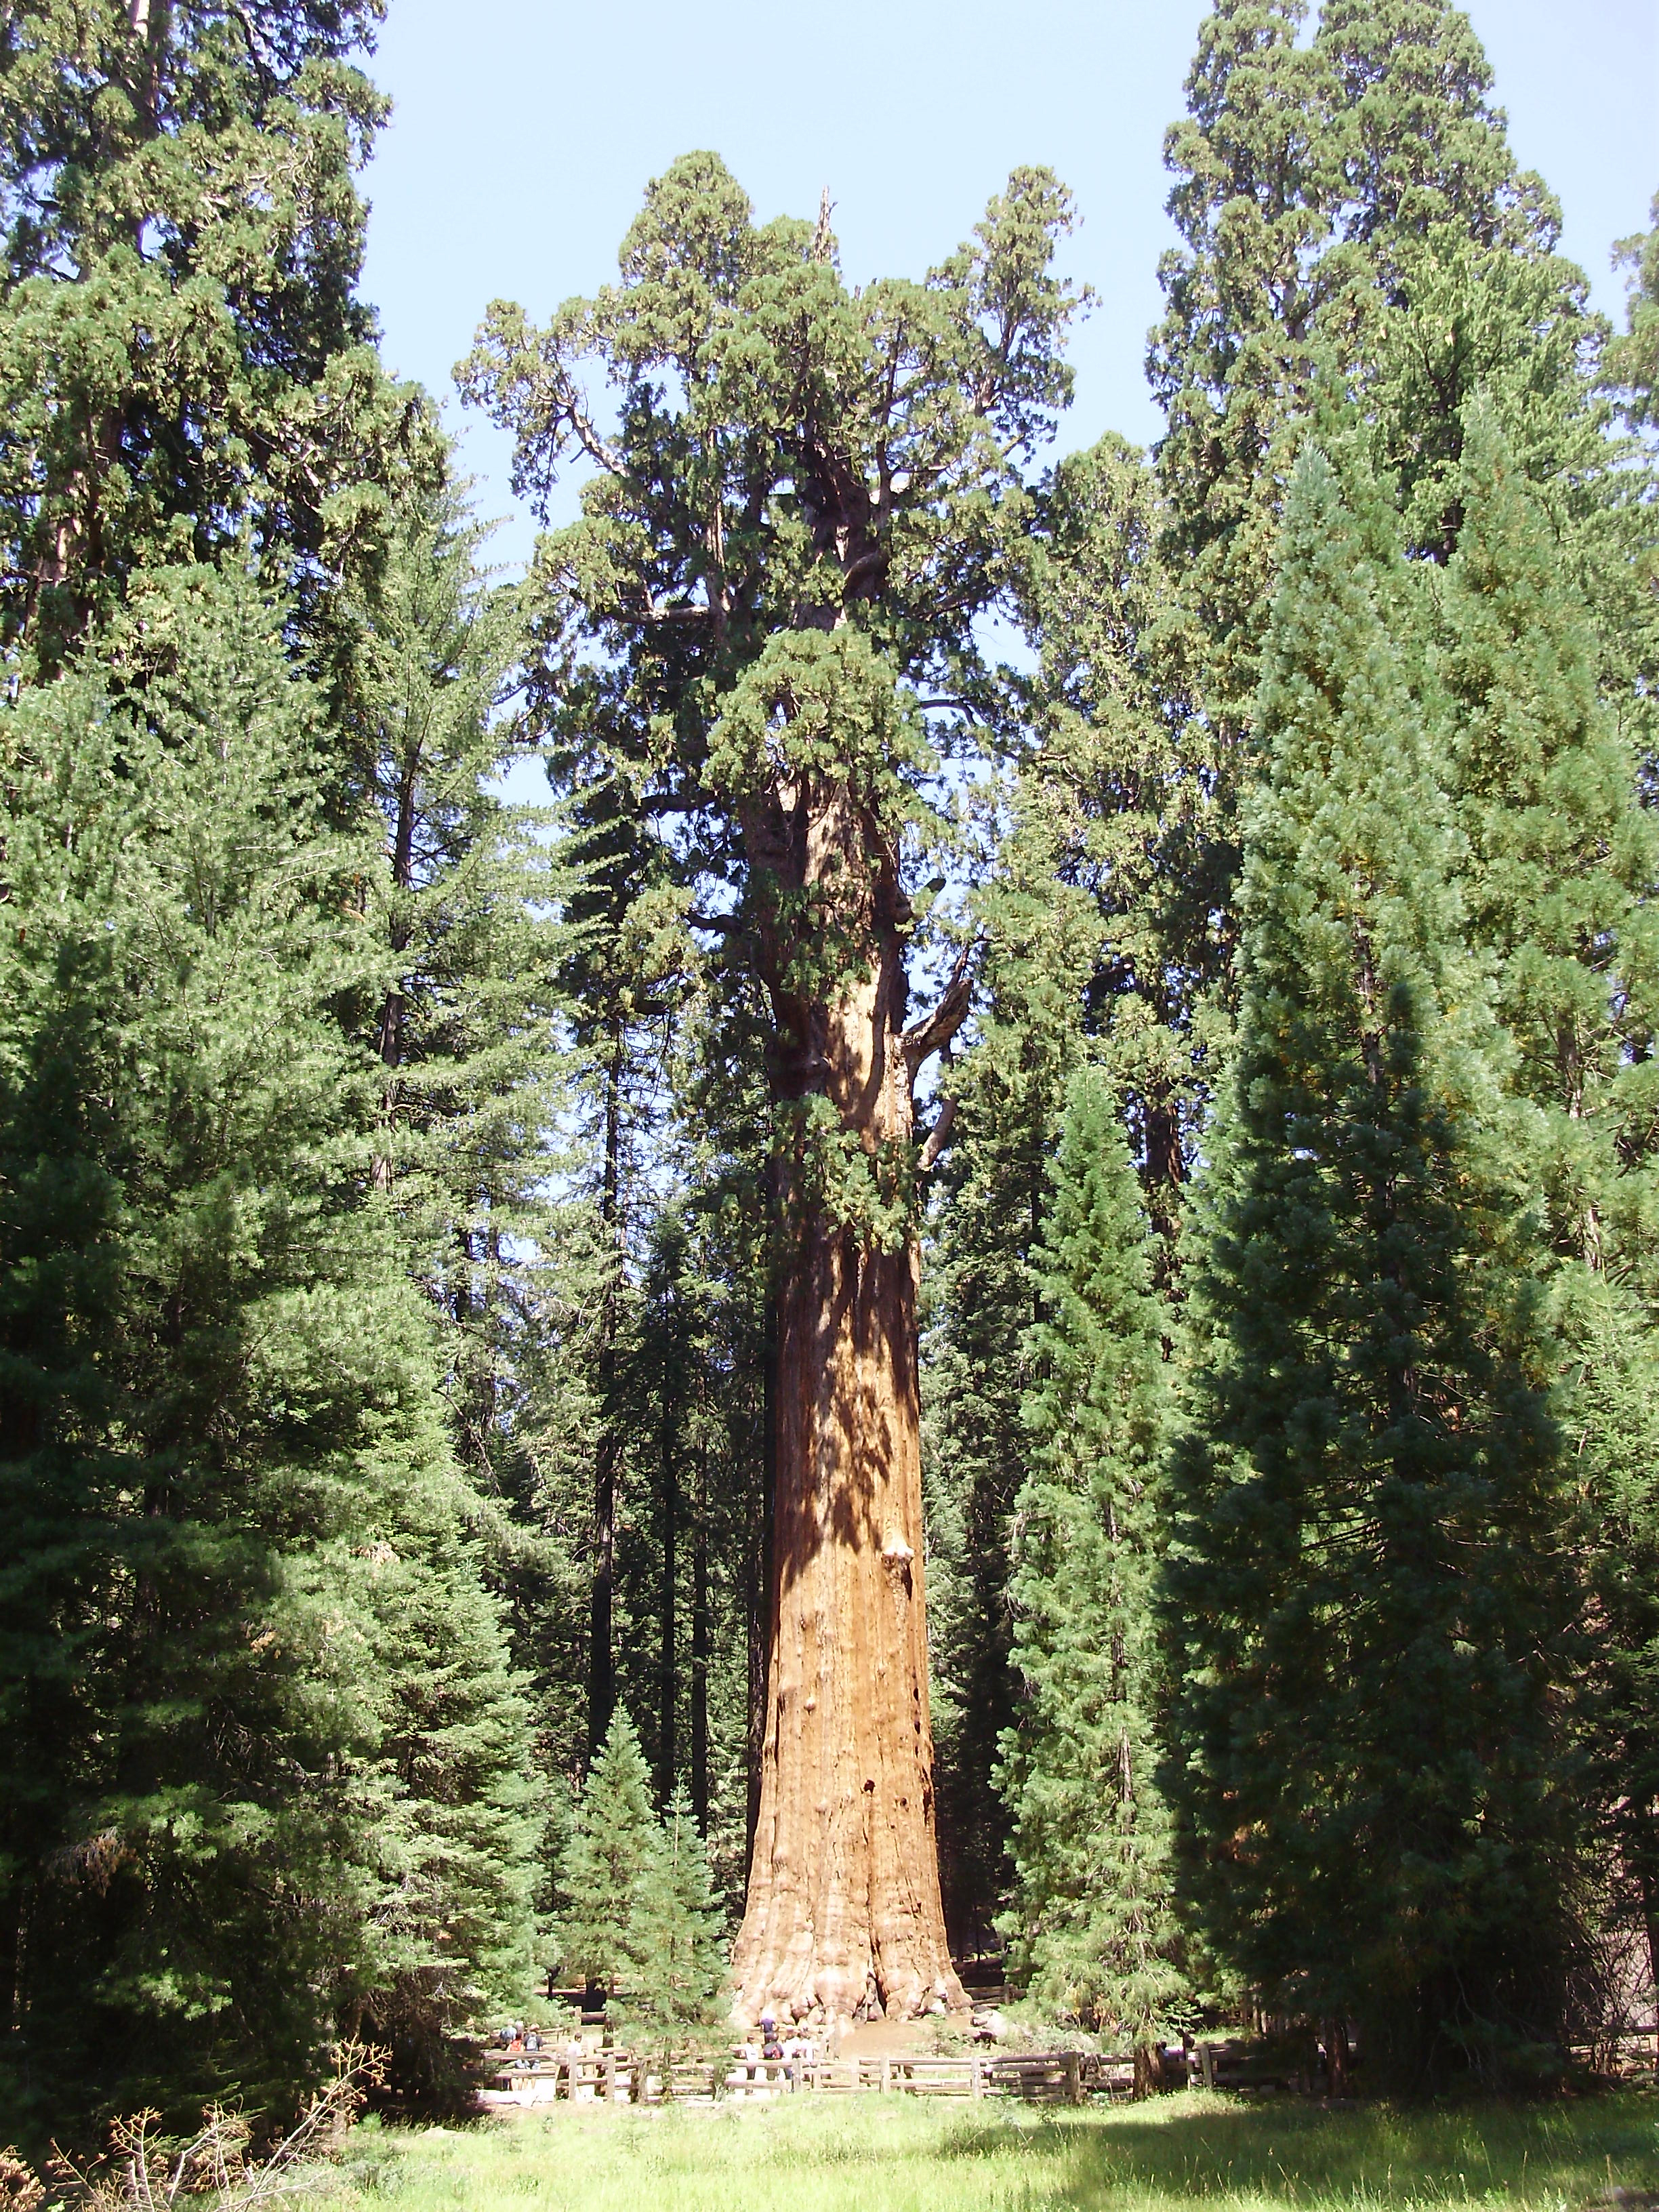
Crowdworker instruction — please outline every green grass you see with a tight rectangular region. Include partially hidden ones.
[316,2089,1658,2212]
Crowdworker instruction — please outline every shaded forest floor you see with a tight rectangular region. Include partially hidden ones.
[319,2087,1658,2211]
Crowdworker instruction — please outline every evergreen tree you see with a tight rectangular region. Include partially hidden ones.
[924,794,1099,1953]
[0,0,420,680]
[1133,0,1609,1236]
[1435,398,1659,2003]
[625,1786,726,2057]
[1151,0,1565,705]
[655,972,776,1894]
[354,1504,548,2104]
[0,567,541,2134]
[1437,395,1659,1269]
[1007,431,1213,1248]
[996,1068,1180,2082]
[553,1708,658,1997]
[466,148,1081,2024]
[1150,0,1342,739]
[1162,440,1576,2090]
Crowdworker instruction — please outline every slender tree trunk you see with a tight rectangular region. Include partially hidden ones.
[588,1024,625,1759]
[657,1370,678,1809]
[733,788,964,2024]
[0,1881,20,2037]
[692,1447,710,1831]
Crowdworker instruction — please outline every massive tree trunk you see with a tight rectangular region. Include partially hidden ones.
[731,775,966,2026]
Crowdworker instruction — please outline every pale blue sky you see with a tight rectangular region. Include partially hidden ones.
[360,0,1657,565]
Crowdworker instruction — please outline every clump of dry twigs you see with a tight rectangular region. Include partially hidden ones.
[0,2145,45,2212]
[1,2041,385,2212]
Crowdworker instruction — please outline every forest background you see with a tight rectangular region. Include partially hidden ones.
[3,0,1659,2154]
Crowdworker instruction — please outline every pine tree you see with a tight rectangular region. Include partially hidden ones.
[1152,0,1567,699]
[1162,438,1576,2091]
[924,793,1099,1953]
[1007,431,1214,1249]
[1133,0,1610,1239]
[1437,395,1659,1269]
[554,1708,659,1998]
[0,0,557,2146]
[354,1501,548,2105]
[0,566,541,2132]
[996,1068,1180,2081]
[625,1787,726,2058]
[1149,0,1342,739]
[1435,398,1659,2003]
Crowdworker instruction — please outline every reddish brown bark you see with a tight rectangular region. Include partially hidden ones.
[732,1216,962,2023]
[731,780,966,2027]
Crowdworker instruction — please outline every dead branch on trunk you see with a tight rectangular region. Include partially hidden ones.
[902,941,978,1074]
[917,1094,958,1174]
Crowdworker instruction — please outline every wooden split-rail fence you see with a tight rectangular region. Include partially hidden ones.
[488,2047,1122,2107]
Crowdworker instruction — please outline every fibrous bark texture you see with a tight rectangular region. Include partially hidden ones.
[732,785,965,2026]
[732,1218,962,2025]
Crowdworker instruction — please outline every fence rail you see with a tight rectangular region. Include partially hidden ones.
[485,2046,1113,2106]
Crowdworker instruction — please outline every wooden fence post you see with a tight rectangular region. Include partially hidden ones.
[880,2055,891,2095]
[970,2057,983,2100]
[1064,2051,1082,2106]
[604,2051,617,2104]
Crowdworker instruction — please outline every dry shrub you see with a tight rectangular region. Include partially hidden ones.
[41,2043,386,2211]
[0,2148,45,2212]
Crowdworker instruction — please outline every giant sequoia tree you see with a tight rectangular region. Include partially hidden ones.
[464,152,1080,2023]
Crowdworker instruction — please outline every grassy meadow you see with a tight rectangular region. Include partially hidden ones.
[319,2089,1658,2212]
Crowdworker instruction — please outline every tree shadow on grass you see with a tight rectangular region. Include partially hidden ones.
[930,2093,1658,2206]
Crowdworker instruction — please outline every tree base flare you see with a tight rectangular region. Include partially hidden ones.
[731,1223,966,2032]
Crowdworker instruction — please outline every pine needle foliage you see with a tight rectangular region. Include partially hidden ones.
[996,1067,1181,2056]
[1437,396,1659,1271]
[625,1787,727,2053]
[1162,437,1577,2091]
[0,568,542,2134]
[924,796,1101,1952]
[552,1708,659,1998]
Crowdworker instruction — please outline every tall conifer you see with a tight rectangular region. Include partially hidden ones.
[996,1069,1179,2078]
[553,1708,659,1998]
[1163,439,1575,2089]
[626,1787,727,2056]
[0,571,541,2131]
[924,797,1099,1952]
[0,0,418,679]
